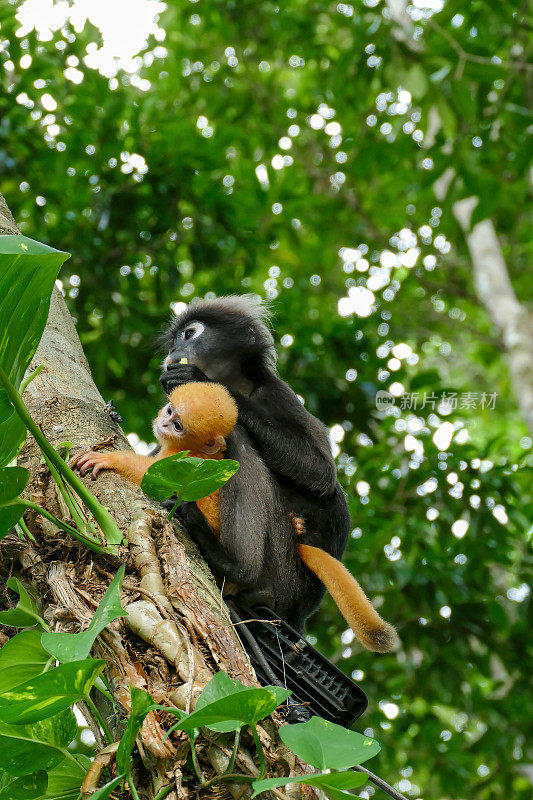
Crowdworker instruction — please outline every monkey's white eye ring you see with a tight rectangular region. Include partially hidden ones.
[180,321,205,341]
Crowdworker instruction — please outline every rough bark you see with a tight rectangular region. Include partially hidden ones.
[453,197,533,436]
[0,193,303,799]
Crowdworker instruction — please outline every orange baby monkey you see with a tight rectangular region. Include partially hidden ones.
[72,382,237,533]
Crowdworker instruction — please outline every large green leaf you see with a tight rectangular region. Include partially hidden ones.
[194,672,290,733]
[0,408,26,471]
[172,686,291,736]
[0,659,105,724]
[0,578,46,629]
[141,453,239,502]
[0,504,26,542]
[0,771,48,800]
[0,709,77,776]
[279,717,380,770]
[0,630,53,692]
[0,468,30,541]
[116,686,154,773]
[41,565,127,662]
[42,756,91,800]
[252,768,367,799]
[0,467,29,504]
[0,235,69,468]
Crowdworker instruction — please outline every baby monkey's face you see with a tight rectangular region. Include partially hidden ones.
[153,400,189,444]
[152,382,238,455]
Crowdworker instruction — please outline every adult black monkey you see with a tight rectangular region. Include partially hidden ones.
[160,295,396,649]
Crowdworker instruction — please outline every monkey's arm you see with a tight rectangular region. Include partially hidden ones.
[160,364,209,393]
[72,451,156,483]
[233,380,337,496]
[177,501,263,585]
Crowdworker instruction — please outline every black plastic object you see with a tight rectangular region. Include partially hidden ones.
[230,604,368,728]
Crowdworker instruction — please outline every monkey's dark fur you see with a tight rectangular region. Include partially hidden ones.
[160,295,350,632]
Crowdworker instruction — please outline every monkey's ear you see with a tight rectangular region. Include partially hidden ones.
[202,435,226,455]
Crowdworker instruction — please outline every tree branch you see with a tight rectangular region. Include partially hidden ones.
[453,197,533,434]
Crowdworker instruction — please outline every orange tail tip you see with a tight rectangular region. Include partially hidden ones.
[298,543,399,653]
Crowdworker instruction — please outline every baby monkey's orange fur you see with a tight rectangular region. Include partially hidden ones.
[73,382,397,651]
[72,383,237,533]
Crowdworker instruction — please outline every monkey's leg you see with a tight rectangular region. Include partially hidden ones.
[177,501,260,585]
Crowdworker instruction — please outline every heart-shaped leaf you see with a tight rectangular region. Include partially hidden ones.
[0,630,53,692]
[0,709,77,776]
[0,770,48,800]
[0,659,105,724]
[141,453,239,502]
[41,565,127,662]
[42,756,91,800]
[0,504,27,542]
[194,672,252,733]
[0,577,46,629]
[252,768,367,799]
[0,467,29,504]
[116,687,154,774]
[279,717,380,770]
[173,686,290,735]
[0,235,69,467]
[0,407,26,471]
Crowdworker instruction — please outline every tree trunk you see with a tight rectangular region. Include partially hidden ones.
[453,197,533,436]
[0,193,299,799]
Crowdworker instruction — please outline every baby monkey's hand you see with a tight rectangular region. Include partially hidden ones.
[70,450,119,480]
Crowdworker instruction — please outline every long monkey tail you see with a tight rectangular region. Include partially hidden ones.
[297,543,399,653]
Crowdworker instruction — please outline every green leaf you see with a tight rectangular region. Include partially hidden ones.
[0,408,26,470]
[279,717,380,770]
[0,770,48,800]
[450,79,476,123]
[194,672,252,733]
[41,565,127,662]
[252,769,367,799]
[0,504,26,542]
[174,686,291,735]
[116,686,154,774]
[83,774,123,800]
[42,756,91,800]
[436,99,457,141]
[0,578,45,629]
[196,672,290,713]
[0,467,29,506]
[0,235,70,467]
[0,630,53,692]
[0,467,29,540]
[141,453,239,502]
[0,659,105,724]
[0,709,77,776]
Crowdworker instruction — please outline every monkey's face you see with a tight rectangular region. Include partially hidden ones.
[153,383,237,455]
[153,401,188,446]
[163,318,255,383]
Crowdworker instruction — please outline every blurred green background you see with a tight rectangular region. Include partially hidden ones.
[1,1,531,797]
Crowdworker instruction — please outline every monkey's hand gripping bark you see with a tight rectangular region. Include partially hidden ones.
[71,450,154,483]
